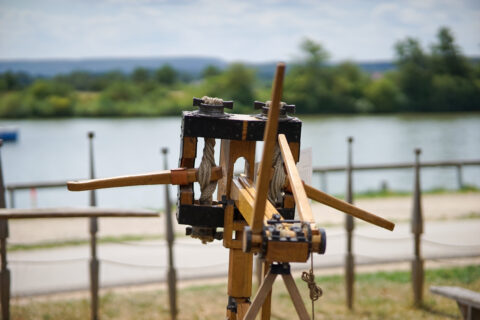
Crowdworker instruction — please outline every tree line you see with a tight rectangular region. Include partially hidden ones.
[0,26,479,118]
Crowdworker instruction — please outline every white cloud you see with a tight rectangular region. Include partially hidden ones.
[0,0,479,61]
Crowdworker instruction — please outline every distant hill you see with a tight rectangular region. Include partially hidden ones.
[0,56,396,78]
[0,57,228,77]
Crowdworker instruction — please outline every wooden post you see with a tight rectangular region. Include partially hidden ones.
[7,190,14,209]
[0,140,10,320]
[320,171,327,193]
[345,136,355,310]
[162,148,177,320]
[411,148,424,307]
[88,132,99,320]
[456,164,464,190]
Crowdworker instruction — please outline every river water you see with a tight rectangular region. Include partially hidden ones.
[1,113,479,210]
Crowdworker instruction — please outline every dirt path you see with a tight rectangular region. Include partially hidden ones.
[8,192,480,244]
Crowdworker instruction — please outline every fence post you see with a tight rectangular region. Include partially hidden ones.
[411,148,424,307]
[345,137,355,310]
[456,164,464,190]
[161,148,177,320]
[320,171,328,192]
[88,132,99,320]
[8,189,14,209]
[0,140,10,320]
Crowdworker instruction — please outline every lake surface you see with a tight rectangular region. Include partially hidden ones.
[1,113,479,210]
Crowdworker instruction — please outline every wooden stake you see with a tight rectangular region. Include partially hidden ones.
[251,63,285,233]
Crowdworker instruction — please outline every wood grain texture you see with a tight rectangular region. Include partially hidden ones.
[278,134,314,225]
[303,183,395,231]
[243,271,278,320]
[282,273,311,320]
[0,207,158,219]
[265,241,309,263]
[227,248,253,298]
[67,167,223,191]
[251,63,285,233]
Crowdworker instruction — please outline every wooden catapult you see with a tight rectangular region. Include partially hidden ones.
[68,63,395,319]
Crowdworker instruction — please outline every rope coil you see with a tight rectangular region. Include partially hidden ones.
[301,269,323,301]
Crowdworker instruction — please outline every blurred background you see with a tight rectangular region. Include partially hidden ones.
[0,0,479,209]
[0,1,479,319]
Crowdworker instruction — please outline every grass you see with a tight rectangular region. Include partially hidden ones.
[11,265,480,319]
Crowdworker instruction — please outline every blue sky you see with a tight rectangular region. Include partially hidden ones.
[0,0,479,62]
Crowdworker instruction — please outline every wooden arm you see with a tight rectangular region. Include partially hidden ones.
[278,134,315,226]
[303,183,395,231]
[251,63,286,234]
[67,166,223,191]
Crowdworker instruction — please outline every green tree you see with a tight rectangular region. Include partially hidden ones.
[394,37,432,111]
[202,65,222,78]
[431,27,471,77]
[203,63,256,112]
[364,76,405,113]
[155,64,178,86]
[131,67,150,83]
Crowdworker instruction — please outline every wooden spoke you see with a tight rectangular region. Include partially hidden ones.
[67,166,223,191]
[251,63,286,234]
[278,134,315,225]
[303,183,395,231]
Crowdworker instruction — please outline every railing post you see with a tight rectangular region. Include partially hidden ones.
[8,189,14,209]
[456,164,464,190]
[411,148,424,307]
[345,137,355,310]
[161,148,177,320]
[320,171,328,192]
[88,132,99,320]
[0,140,10,320]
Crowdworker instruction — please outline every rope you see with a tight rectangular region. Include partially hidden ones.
[9,257,87,264]
[199,138,217,204]
[268,144,286,205]
[423,238,480,248]
[264,100,287,110]
[202,95,223,106]
[197,96,221,205]
[302,253,322,319]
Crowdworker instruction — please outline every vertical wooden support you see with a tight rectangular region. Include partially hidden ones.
[162,148,177,320]
[0,140,10,320]
[345,137,355,310]
[411,148,424,307]
[260,261,272,320]
[456,164,464,190]
[88,132,99,320]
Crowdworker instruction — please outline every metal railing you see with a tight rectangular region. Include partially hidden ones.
[313,159,480,192]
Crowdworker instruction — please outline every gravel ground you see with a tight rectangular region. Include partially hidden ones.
[8,192,480,244]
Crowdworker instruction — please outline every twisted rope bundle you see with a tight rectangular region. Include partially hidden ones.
[198,96,222,204]
[268,145,286,205]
